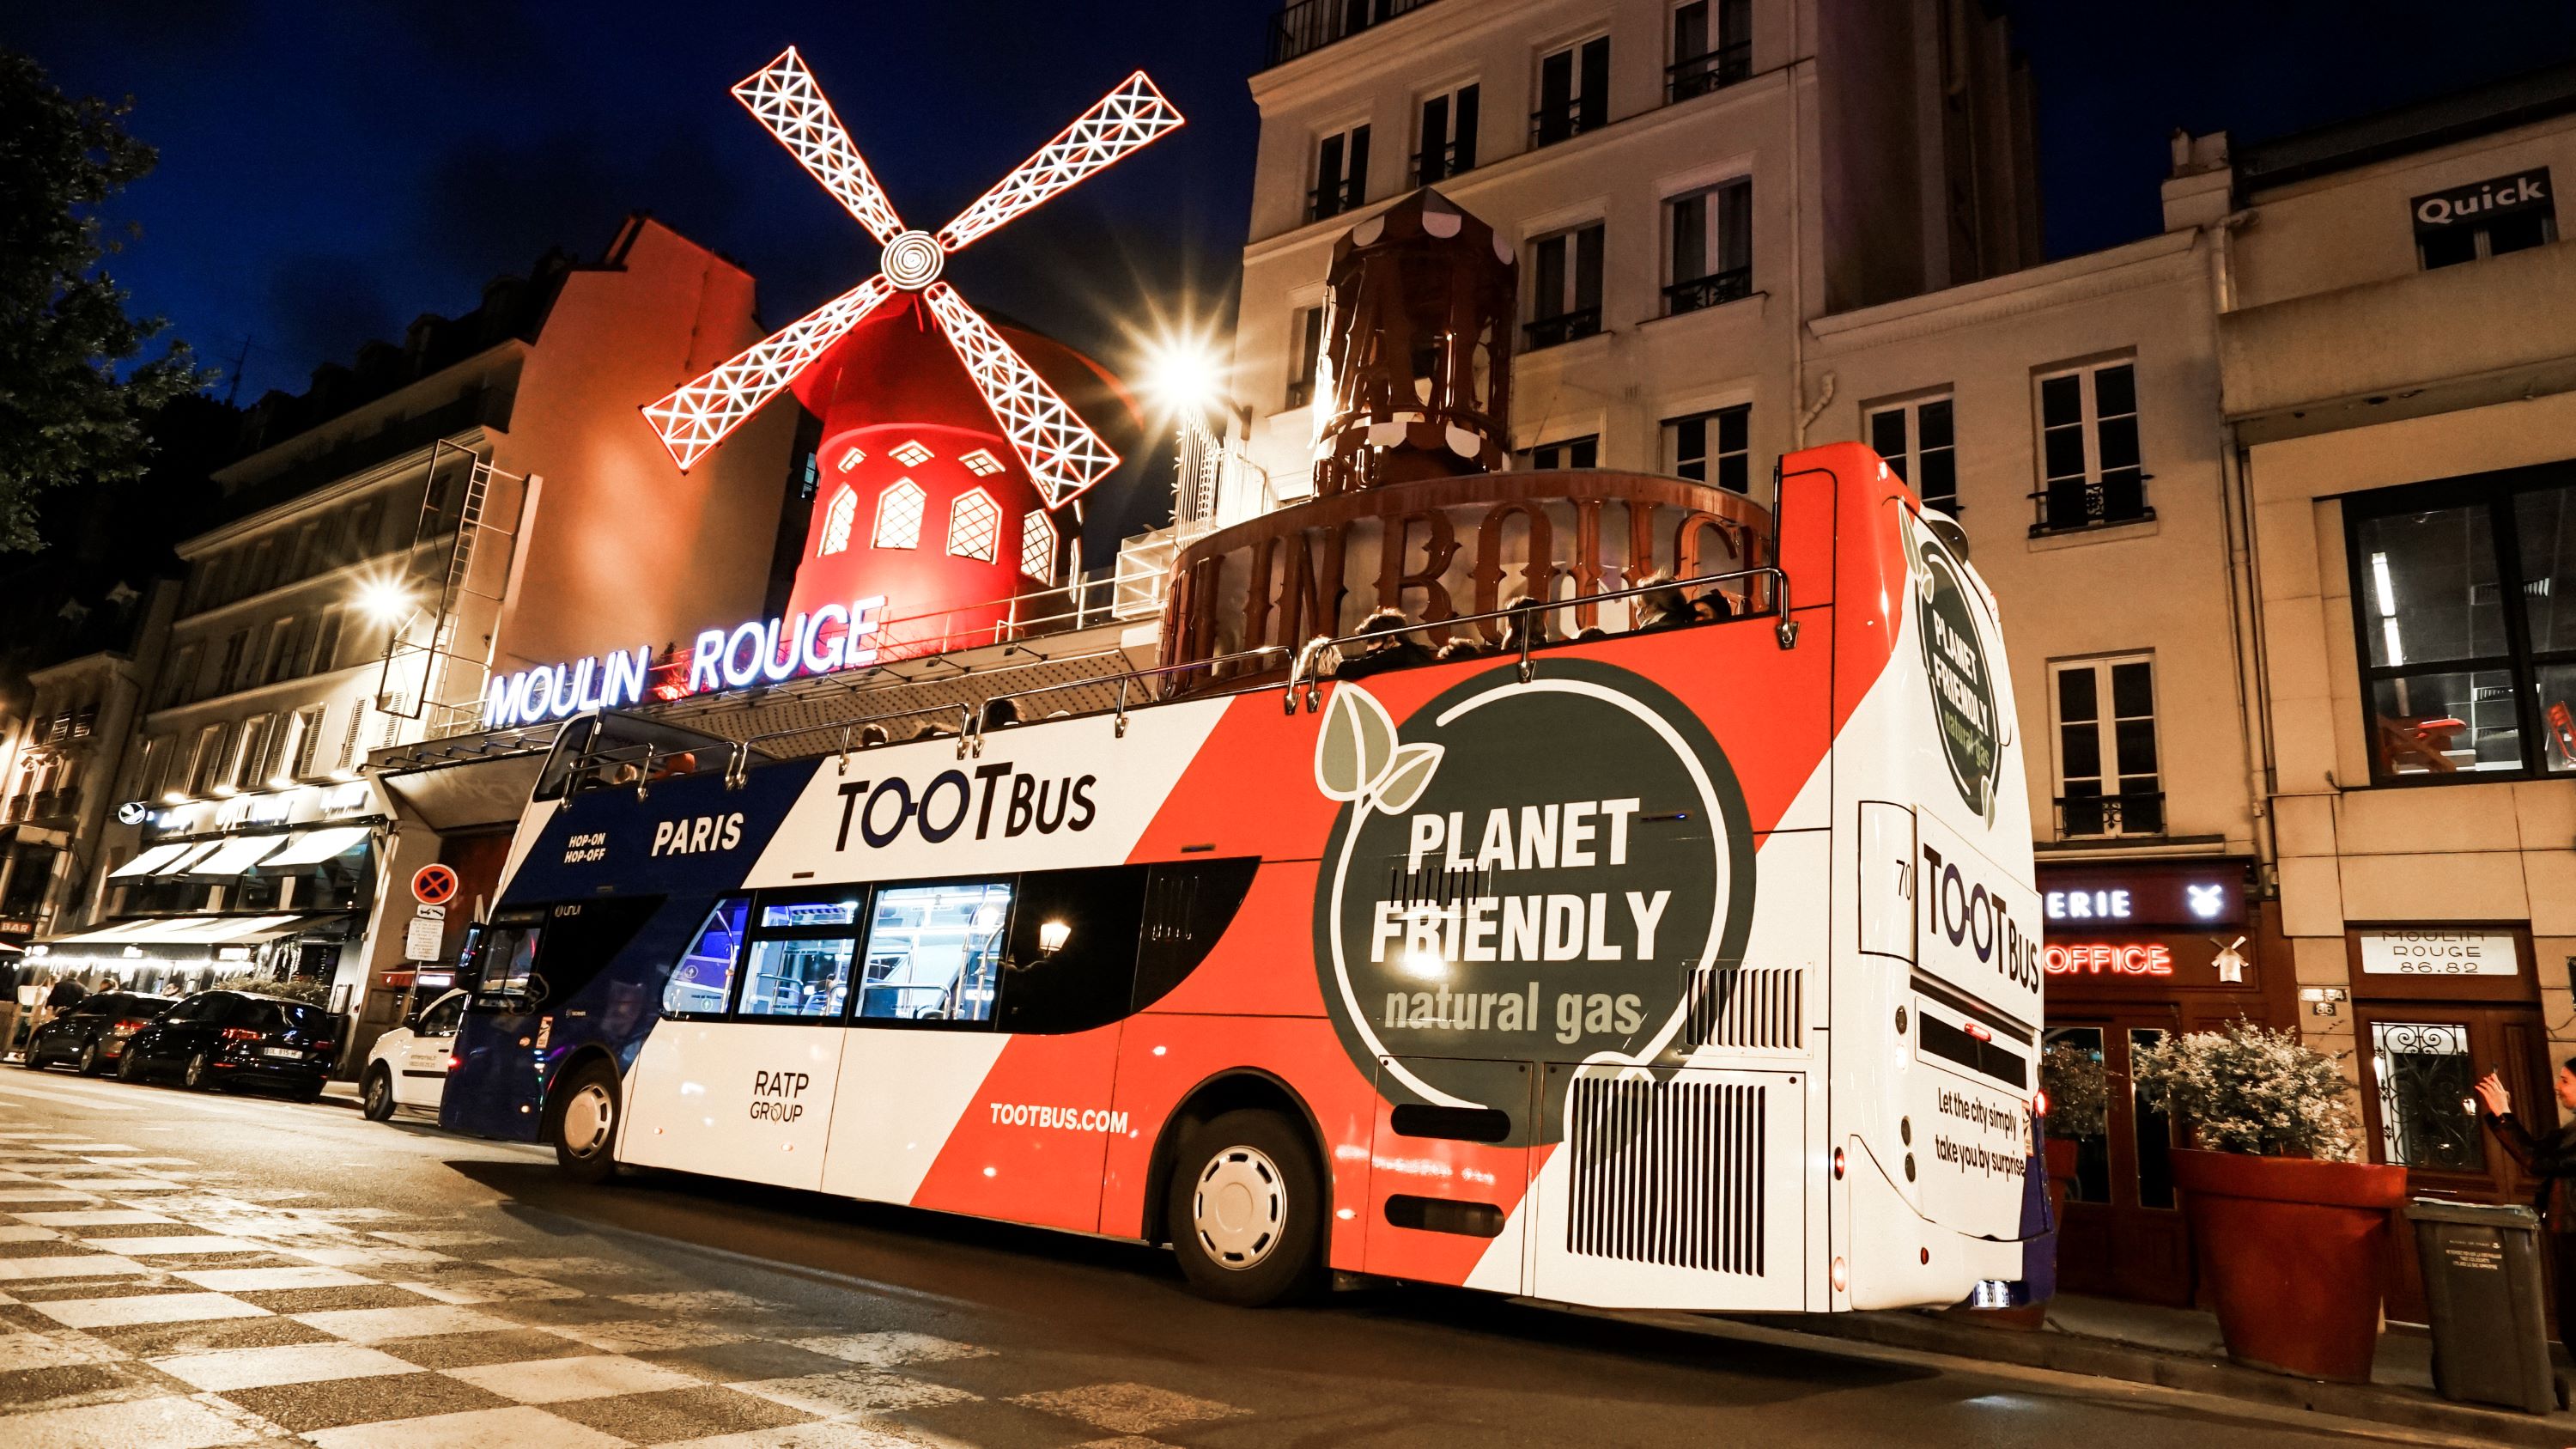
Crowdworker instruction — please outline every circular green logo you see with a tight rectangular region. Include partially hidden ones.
[1916,538,2000,819]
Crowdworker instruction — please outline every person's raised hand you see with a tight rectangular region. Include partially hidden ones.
[2473,1070,2512,1117]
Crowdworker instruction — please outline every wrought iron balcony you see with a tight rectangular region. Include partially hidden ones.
[2029,471,2154,538]
[1668,40,1753,102]
[1522,307,1602,350]
[1308,176,1365,223]
[1411,139,1473,187]
[2055,790,2166,839]
[1662,268,1753,316]
[1529,98,1607,149]
[1267,0,1443,70]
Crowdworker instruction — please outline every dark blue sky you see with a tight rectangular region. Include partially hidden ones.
[11,2,2576,405]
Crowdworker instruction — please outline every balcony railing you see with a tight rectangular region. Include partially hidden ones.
[1267,0,1443,69]
[1411,139,1473,186]
[1668,40,1753,102]
[1308,177,1364,223]
[1522,307,1602,350]
[2029,471,2154,538]
[2056,791,2166,839]
[1663,267,1753,316]
[1529,98,1607,149]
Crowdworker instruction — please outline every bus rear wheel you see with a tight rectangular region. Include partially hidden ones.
[1166,1110,1321,1307]
[548,1060,623,1184]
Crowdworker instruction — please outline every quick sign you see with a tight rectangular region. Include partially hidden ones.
[2044,942,2172,977]
[2357,928,2518,977]
[2037,868,2242,927]
[481,595,890,729]
[2412,167,2551,233]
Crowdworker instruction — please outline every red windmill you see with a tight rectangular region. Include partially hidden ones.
[641,46,1182,506]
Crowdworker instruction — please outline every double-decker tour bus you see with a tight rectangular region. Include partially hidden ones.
[440,440,2049,1316]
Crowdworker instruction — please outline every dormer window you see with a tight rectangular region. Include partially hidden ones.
[818,485,858,556]
[948,488,1001,563]
[873,479,926,549]
[1020,509,1058,582]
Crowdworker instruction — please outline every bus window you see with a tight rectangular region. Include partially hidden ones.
[477,916,544,1002]
[999,866,1148,1035]
[663,898,750,1017]
[743,936,856,1019]
[1132,857,1261,1013]
[859,881,1012,1025]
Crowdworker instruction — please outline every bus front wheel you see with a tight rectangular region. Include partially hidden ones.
[548,1061,623,1184]
[1166,1110,1321,1307]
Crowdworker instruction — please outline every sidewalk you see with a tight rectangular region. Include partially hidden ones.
[1737,1293,2576,1447]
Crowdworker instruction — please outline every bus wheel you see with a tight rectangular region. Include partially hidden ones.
[361,1066,396,1122]
[1166,1110,1321,1306]
[549,1061,622,1184]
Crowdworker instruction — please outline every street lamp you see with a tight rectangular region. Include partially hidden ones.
[1137,329,1260,527]
[352,576,415,626]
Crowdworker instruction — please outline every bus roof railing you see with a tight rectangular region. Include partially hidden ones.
[568,563,1793,789]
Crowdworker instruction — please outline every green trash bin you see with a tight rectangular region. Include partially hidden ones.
[2405,1197,2557,1415]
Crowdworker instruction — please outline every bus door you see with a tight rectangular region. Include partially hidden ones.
[1364,1059,1537,1293]
[822,870,1139,1233]
[446,909,550,1139]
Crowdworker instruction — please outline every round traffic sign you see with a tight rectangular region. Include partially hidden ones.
[411,863,459,905]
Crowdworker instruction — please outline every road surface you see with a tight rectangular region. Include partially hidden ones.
[0,1063,2418,1448]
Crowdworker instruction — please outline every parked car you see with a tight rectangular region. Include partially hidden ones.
[117,989,337,1100]
[361,989,465,1121]
[19,992,179,1076]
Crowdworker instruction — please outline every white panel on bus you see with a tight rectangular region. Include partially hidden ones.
[740,703,1230,890]
[619,1020,845,1192]
[817,1029,1010,1206]
[1856,801,1916,964]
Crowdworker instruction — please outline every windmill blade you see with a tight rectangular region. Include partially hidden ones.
[920,283,1118,506]
[643,274,897,472]
[935,71,1183,253]
[733,46,908,245]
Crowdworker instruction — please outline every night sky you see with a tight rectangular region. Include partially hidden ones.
[11,1,2576,429]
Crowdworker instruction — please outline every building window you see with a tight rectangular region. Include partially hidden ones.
[887,438,934,467]
[307,608,343,676]
[289,706,325,780]
[2366,1020,2487,1171]
[958,448,1004,478]
[1867,395,1958,511]
[263,617,301,685]
[158,642,202,710]
[133,735,168,805]
[948,488,1001,563]
[1533,34,1610,148]
[337,701,368,773]
[872,480,927,550]
[1285,306,1326,411]
[2414,168,2555,271]
[341,498,383,566]
[2050,656,2161,837]
[1518,435,1600,471]
[1310,123,1370,222]
[232,715,273,792]
[1666,405,1750,493]
[1665,178,1752,315]
[818,485,858,557]
[1414,83,1479,185]
[1668,0,1752,101]
[1525,222,1604,350]
[2033,359,2145,535]
[185,722,233,797]
[2345,467,2576,783]
[835,447,864,473]
[1020,509,1058,583]
[212,630,249,697]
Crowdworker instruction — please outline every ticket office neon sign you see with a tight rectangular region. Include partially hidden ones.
[2044,942,2173,977]
[483,597,887,728]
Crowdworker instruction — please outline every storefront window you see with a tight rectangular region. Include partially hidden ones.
[2367,1020,2485,1172]
[2044,1026,2113,1204]
[2128,1027,2176,1209]
[2349,467,2576,782]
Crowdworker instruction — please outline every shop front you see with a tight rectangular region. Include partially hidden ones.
[2038,857,2293,1306]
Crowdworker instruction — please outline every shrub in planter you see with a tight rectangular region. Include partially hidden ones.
[2040,1042,2110,1143]
[2131,1021,2406,1382]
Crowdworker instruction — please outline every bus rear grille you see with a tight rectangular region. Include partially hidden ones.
[1682,966,1803,1050]
[1564,1075,1765,1275]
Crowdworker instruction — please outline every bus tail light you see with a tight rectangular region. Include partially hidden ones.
[2032,1089,2050,1118]
[1962,1021,1992,1043]
[1832,1147,1845,1179]
[446,1054,462,1072]
[1831,1257,1849,1294]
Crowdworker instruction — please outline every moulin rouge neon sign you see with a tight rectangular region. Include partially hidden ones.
[483,597,886,729]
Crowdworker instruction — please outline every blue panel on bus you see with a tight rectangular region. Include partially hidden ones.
[500,761,820,905]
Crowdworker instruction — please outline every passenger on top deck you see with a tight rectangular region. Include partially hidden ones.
[1332,608,1438,679]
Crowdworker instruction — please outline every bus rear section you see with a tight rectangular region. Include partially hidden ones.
[440,441,2046,1318]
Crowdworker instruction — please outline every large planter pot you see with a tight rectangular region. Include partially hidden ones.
[2171,1148,2409,1381]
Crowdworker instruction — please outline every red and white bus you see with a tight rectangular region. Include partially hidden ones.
[441,441,2050,1314]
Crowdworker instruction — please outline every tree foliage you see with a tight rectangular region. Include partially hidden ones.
[0,48,210,553]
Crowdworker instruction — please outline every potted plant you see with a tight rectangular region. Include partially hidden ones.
[2040,1041,2108,1204]
[2130,1021,2407,1382]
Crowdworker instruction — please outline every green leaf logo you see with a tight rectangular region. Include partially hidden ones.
[1314,684,1398,801]
[1373,741,1445,814]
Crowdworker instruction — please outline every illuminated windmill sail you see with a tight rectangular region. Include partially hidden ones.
[641,47,1183,504]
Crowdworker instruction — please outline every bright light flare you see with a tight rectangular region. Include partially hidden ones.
[1139,332,1228,420]
[353,577,414,624]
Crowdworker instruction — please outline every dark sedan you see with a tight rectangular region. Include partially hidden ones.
[117,989,338,1100]
[19,991,179,1076]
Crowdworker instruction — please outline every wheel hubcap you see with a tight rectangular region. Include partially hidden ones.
[562,1084,613,1158]
[1191,1145,1285,1270]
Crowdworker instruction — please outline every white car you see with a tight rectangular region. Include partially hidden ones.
[360,989,464,1121]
